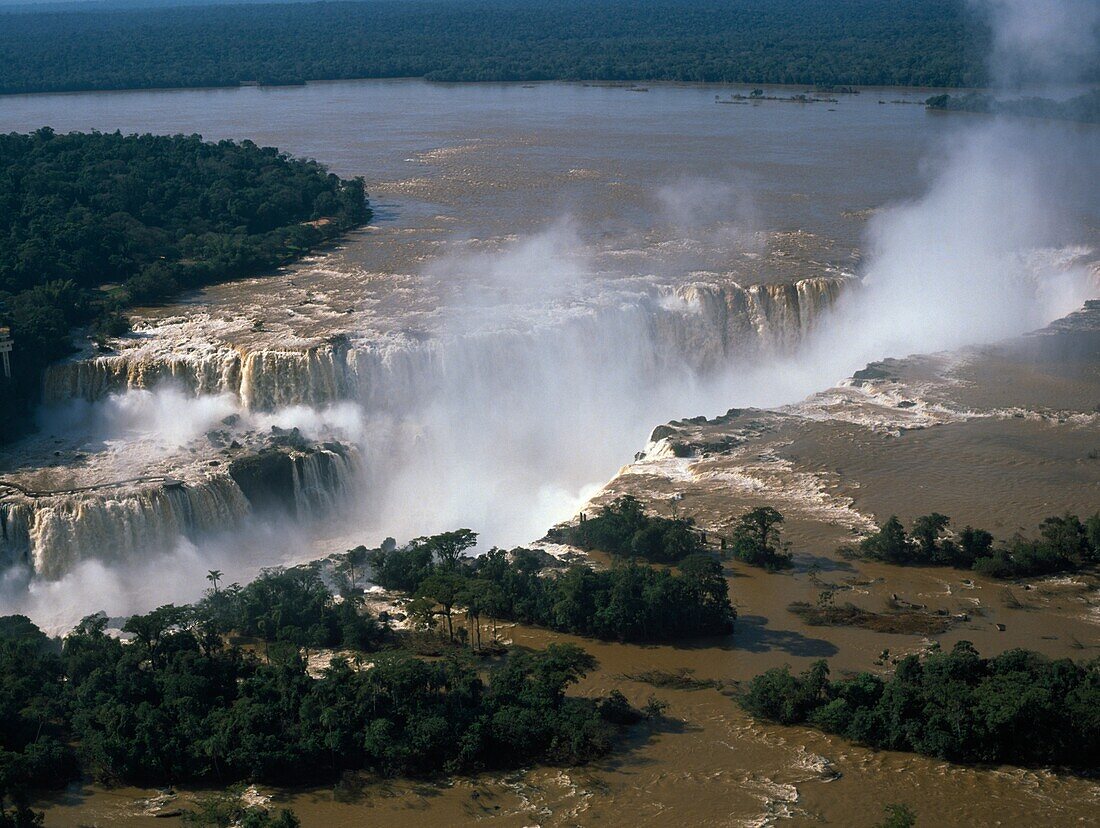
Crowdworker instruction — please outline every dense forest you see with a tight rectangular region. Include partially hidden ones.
[0,564,654,822]
[0,0,1000,95]
[552,495,706,564]
[368,525,736,642]
[850,511,1100,578]
[741,642,1100,771]
[0,129,369,441]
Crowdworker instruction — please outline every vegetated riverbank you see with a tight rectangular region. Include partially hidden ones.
[848,511,1100,579]
[0,0,997,96]
[0,130,370,443]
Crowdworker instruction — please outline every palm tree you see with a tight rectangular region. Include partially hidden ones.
[206,569,223,594]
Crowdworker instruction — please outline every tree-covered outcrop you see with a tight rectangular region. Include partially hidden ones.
[728,506,793,570]
[0,0,1001,95]
[851,512,1100,578]
[552,495,705,564]
[741,641,1100,771]
[369,529,736,642]
[0,129,370,441]
[0,565,651,811]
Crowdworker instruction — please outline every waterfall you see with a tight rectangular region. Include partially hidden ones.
[1,446,360,580]
[43,349,243,405]
[0,476,248,579]
[14,274,849,580]
[41,275,852,411]
[291,445,358,517]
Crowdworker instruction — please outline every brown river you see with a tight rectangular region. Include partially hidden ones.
[2,79,1097,826]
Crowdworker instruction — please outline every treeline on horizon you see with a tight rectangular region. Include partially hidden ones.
[0,563,658,821]
[0,129,369,443]
[0,0,999,95]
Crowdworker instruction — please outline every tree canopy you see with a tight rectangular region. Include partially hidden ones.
[369,530,736,643]
[0,563,651,811]
[852,511,1100,578]
[0,129,369,441]
[741,641,1100,771]
[729,506,793,570]
[0,0,1002,95]
[554,495,706,564]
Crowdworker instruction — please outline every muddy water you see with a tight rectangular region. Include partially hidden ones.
[2,79,956,354]
[42,550,1100,827]
[6,80,1099,825]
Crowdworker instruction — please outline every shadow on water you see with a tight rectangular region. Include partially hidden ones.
[794,553,855,574]
[367,201,403,223]
[288,715,683,808]
[734,614,839,658]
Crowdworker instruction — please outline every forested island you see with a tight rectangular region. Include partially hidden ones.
[742,642,1100,772]
[0,554,666,824]
[370,521,737,642]
[0,129,369,442]
[849,511,1100,578]
[0,0,999,95]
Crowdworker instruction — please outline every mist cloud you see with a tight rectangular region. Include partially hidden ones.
[974,0,1100,89]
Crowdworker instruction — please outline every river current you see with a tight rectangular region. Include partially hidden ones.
[2,79,1099,826]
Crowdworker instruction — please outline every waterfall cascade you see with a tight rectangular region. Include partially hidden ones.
[42,275,851,410]
[1,444,359,579]
[11,274,850,580]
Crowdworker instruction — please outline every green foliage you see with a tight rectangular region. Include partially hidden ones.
[0,0,1002,94]
[370,535,735,642]
[0,129,369,441]
[556,496,704,564]
[0,615,75,806]
[182,788,300,828]
[875,803,917,828]
[0,581,644,791]
[858,516,911,564]
[729,507,792,570]
[741,642,1100,770]
[855,512,1099,578]
[225,567,383,651]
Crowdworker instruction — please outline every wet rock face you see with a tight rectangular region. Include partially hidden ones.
[1016,300,1100,362]
[852,364,893,382]
[228,449,298,514]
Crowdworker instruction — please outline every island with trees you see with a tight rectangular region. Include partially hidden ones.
[741,641,1100,772]
[551,495,706,564]
[0,560,663,825]
[369,524,736,643]
[848,511,1100,578]
[926,89,1100,123]
[0,0,1002,96]
[0,129,370,442]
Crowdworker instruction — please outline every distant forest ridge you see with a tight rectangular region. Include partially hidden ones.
[0,0,1009,94]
